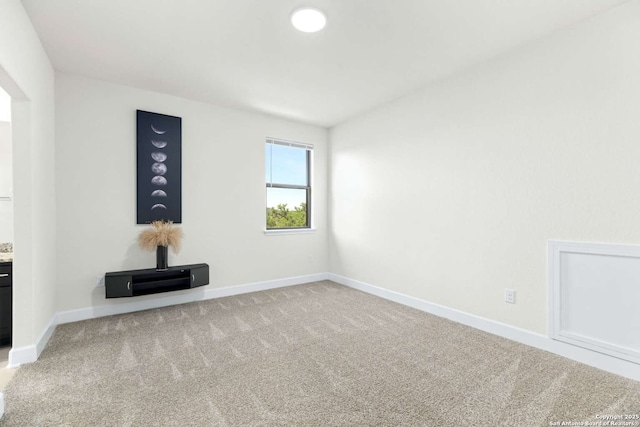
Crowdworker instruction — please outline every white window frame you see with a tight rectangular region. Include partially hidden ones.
[264,137,315,235]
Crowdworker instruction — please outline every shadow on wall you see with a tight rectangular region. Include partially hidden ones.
[122,241,152,271]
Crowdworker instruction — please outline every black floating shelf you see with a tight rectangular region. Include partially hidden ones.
[105,263,209,298]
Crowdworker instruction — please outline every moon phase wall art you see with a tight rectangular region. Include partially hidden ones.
[136,110,182,224]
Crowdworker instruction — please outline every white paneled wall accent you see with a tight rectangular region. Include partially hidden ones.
[549,241,640,364]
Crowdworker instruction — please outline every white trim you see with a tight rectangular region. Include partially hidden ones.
[203,273,328,299]
[56,287,208,325]
[0,391,4,419]
[548,241,561,342]
[7,345,37,368]
[328,273,640,381]
[548,240,640,365]
[266,137,313,150]
[8,314,57,368]
[264,228,316,236]
[36,315,57,358]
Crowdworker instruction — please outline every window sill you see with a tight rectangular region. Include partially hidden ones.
[264,228,316,236]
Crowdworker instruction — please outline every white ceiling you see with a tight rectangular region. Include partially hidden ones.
[21,0,629,127]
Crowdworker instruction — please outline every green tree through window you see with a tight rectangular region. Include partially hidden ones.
[266,202,307,228]
[265,139,312,229]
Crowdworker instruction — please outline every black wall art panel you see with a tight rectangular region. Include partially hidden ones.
[136,110,182,224]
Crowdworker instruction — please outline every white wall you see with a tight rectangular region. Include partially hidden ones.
[329,0,640,334]
[55,73,328,312]
[0,87,10,122]
[0,0,56,348]
[0,121,12,243]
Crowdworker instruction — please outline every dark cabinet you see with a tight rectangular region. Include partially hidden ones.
[105,275,133,298]
[0,262,12,346]
[105,263,209,298]
[0,263,11,287]
[191,264,209,288]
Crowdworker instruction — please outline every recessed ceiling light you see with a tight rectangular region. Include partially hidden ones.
[291,8,326,33]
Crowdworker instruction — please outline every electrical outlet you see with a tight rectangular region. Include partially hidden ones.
[504,288,516,304]
[96,275,105,287]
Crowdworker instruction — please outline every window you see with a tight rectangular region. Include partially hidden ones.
[265,138,312,230]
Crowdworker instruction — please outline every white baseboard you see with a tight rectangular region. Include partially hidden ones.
[328,273,640,381]
[203,273,329,299]
[57,288,208,325]
[7,345,37,368]
[8,314,57,368]
[11,273,329,367]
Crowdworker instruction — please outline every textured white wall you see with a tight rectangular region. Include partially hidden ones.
[329,0,640,334]
[0,0,56,348]
[55,73,328,312]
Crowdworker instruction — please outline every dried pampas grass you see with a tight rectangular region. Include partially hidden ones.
[138,220,184,253]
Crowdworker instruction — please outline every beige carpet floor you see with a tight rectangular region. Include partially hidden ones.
[0,280,638,426]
